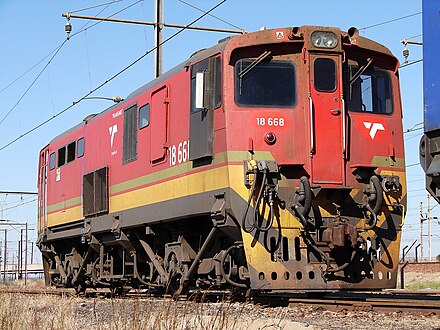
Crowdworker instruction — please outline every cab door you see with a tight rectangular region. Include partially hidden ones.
[150,86,169,163]
[189,56,221,162]
[309,54,345,185]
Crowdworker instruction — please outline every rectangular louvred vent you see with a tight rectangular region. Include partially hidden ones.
[83,166,108,217]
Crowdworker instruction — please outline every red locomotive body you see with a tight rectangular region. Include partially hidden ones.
[37,26,406,294]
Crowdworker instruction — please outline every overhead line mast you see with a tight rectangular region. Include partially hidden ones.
[62,0,244,78]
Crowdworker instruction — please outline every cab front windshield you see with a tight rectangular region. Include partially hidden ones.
[234,58,296,108]
[344,59,393,114]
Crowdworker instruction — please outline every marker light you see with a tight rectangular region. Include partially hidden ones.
[311,31,338,49]
[264,132,277,145]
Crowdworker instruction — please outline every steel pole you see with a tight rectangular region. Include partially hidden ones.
[17,240,21,280]
[415,243,421,262]
[30,242,34,264]
[420,201,424,259]
[428,194,432,261]
[154,0,164,78]
[3,230,6,281]
[25,223,28,286]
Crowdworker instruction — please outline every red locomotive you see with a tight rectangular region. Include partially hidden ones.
[37,25,406,294]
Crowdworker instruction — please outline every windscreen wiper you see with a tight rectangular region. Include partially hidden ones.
[238,50,272,78]
[349,57,373,85]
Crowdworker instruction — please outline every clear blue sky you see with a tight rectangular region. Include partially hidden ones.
[0,0,434,261]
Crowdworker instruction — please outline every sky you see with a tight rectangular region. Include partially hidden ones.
[0,0,435,263]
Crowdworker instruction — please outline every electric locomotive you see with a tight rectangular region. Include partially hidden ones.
[37,25,406,294]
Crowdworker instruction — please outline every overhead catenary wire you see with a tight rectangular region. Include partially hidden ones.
[406,163,420,168]
[70,0,143,38]
[404,132,423,142]
[0,0,135,98]
[69,0,123,14]
[0,40,67,126]
[0,49,58,95]
[0,0,228,152]
[3,199,37,214]
[400,59,423,68]
[404,122,423,133]
[2,195,36,207]
[177,0,244,31]
[360,12,421,31]
[0,0,137,129]
[406,34,422,41]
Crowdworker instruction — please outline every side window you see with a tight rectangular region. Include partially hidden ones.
[58,146,66,167]
[213,56,222,108]
[314,58,336,92]
[139,104,150,129]
[77,138,85,158]
[344,64,393,114]
[49,152,56,170]
[190,55,222,113]
[123,104,138,164]
[67,141,76,163]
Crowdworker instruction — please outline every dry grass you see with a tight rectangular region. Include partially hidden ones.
[404,271,440,290]
[0,280,440,330]
[0,282,279,330]
[0,291,231,330]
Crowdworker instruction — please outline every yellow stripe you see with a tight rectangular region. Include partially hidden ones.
[109,150,273,195]
[110,165,231,212]
[47,206,83,227]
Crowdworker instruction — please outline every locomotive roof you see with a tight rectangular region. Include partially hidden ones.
[49,38,229,144]
[49,25,396,144]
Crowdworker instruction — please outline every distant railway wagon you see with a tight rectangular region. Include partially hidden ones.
[37,25,406,295]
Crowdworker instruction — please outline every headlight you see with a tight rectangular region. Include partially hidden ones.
[311,31,338,48]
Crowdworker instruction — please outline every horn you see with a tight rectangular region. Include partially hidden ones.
[347,27,359,44]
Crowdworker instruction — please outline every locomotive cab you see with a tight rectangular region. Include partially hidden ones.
[224,26,405,290]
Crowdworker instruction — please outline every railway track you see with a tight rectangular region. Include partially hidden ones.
[1,286,439,315]
[257,291,440,314]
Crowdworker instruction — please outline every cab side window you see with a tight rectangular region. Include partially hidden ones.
[139,104,150,129]
[49,152,56,170]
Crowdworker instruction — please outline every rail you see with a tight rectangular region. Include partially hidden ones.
[1,286,439,314]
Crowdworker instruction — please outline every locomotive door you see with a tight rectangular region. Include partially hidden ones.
[309,54,345,185]
[150,85,169,163]
[189,56,220,161]
[38,147,49,230]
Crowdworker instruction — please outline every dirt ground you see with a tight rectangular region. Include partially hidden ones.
[1,270,440,330]
[0,290,439,330]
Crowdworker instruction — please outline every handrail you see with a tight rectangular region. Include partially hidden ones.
[341,95,346,159]
[309,93,314,157]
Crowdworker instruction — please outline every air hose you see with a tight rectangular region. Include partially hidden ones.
[254,170,274,232]
[241,169,258,233]
[362,175,384,230]
[219,244,247,288]
[241,168,274,233]
[297,176,312,216]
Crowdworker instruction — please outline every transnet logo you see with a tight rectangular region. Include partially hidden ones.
[363,122,385,139]
[109,124,118,147]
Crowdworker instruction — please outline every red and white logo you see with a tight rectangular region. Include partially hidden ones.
[363,122,385,139]
[109,124,118,147]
